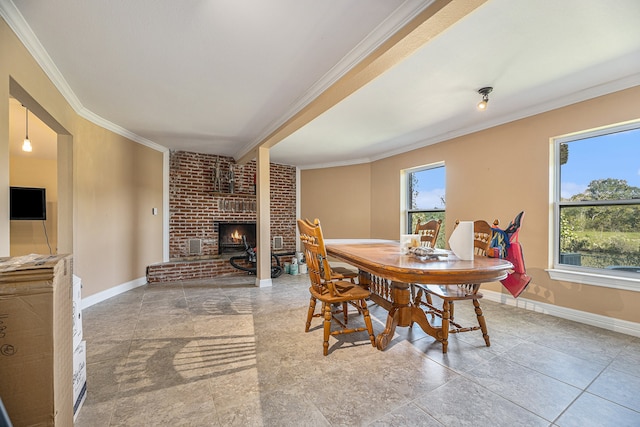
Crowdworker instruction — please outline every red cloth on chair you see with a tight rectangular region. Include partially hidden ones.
[501,241,531,297]
[498,211,531,298]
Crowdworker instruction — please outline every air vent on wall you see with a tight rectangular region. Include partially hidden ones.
[188,239,202,255]
[272,236,283,251]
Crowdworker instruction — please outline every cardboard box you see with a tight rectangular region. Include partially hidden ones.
[0,254,73,426]
[72,275,83,350]
[73,340,87,421]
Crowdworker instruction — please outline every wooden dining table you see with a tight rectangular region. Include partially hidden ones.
[324,239,513,352]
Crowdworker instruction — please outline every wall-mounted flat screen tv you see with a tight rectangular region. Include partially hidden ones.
[10,186,47,220]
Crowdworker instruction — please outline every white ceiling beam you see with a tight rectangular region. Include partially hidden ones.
[236,0,488,164]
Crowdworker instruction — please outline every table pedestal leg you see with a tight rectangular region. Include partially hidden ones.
[375,281,445,351]
[375,307,398,350]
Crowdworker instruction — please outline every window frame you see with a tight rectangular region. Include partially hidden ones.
[548,119,640,291]
[404,162,445,238]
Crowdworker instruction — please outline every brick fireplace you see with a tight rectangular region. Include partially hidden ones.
[146,151,296,283]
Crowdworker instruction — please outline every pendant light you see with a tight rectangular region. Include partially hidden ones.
[22,106,33,152]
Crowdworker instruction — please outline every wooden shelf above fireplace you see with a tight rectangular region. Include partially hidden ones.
[212,192,256,198]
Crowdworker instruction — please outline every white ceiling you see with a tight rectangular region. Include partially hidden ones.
[4,0,640,168]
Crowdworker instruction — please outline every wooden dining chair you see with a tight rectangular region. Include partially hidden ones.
[297,218,375,356]
[308,265,360,324]
[414,218,442,248]
[413,219,495,351]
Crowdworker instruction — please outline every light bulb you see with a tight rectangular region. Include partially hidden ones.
[476,87,493,111]
[22,138,32,152]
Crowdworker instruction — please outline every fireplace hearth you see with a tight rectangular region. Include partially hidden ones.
[217,222,256,254]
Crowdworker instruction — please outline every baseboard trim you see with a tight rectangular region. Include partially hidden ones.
[81,277,147,309]
[482,289,640,338]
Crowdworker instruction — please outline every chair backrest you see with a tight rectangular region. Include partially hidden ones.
[297,218,336,295]
[414,219,442,248]
[473,220,493,256]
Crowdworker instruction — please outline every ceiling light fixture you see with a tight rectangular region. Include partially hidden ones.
[476,86,493,111]
[22,106,32,152]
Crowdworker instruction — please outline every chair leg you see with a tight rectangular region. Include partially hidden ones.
[419,290,436,321]
[449,301,455,322]
[410,286,419,328]
[305,296,316,332]
[441,300,450,353]
[360,299,376,347]
[342,302,348,324]
[473,299,490,347]
[323,302,332,356]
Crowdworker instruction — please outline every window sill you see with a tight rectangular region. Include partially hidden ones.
[546,268,640,292]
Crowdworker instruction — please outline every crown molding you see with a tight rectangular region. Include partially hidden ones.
[0,1,168,153]
[77,106,168,153]
[0,1,83,109]
[296,156,373,171]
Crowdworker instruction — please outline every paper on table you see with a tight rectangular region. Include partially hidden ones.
[448,221,474,260]
[400,234,419,254]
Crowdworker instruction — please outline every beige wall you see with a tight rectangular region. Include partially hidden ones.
[301,85,640,324]
[1,18,164,298]
[301,162,371,238]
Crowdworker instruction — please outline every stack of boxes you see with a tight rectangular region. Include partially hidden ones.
[0,254,74,425]
[0,255,87,425]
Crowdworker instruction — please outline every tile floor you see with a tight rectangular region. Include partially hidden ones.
[75,273,640,427]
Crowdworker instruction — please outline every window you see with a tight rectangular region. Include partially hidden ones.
[407,164,446,248]
[553,121,640,285]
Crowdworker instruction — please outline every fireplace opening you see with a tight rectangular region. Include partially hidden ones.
[217,222,256,255]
